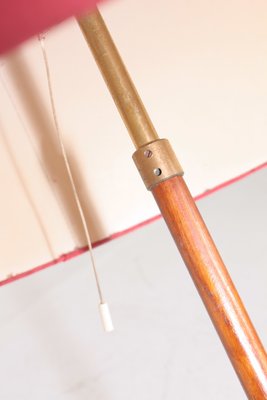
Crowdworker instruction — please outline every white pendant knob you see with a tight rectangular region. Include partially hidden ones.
[99,302,114,332]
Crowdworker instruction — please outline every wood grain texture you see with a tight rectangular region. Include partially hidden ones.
[153,176,267,399]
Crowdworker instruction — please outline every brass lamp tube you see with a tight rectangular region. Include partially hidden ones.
[78,9,158,149]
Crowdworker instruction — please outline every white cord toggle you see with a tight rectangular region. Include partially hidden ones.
[99,302,114,332]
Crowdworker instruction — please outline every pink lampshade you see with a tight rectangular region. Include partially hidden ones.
[0,0,105,54]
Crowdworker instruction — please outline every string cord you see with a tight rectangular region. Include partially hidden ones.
[38,33,104,304]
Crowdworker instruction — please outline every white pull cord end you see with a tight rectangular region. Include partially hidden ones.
[99,302,114,332]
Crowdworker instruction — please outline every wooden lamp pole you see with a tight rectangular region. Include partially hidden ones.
[77,9,267,399]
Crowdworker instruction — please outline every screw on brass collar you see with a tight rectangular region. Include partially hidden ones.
[132,139,184,190]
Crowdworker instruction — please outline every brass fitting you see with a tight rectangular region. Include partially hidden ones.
[132,139,183,190]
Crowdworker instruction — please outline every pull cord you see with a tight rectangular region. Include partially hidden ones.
[38,33,113,332]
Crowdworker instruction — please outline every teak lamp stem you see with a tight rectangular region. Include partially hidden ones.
[77,9,267,398]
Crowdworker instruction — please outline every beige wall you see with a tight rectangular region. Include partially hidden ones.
[0,0,267,279]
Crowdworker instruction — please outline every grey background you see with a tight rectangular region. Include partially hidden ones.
[0,168,266,399]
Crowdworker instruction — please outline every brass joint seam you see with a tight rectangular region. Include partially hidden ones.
[132,139,184,190]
